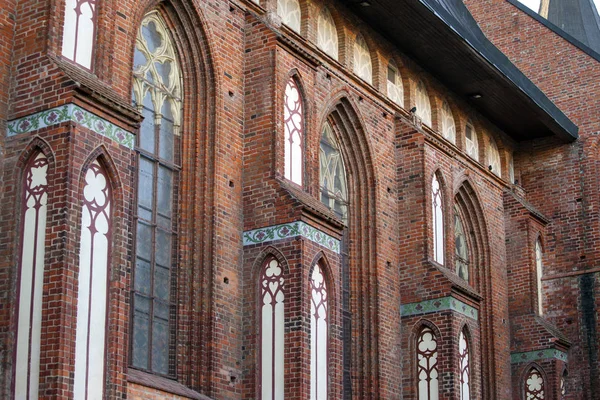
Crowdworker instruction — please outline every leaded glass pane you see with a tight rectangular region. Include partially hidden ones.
[317,8,338,60]
[487,137,501,177]
[320,123,348,222]
[277,0,301,33]
[441,101,456,144]
[455,211,469,281]
[465,123,479,161]
[416,80,432,127]
[353,35,372,84]
[387,64,404,107]
[132,11,182,375]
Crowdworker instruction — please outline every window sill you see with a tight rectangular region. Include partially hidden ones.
[127,368,212,400]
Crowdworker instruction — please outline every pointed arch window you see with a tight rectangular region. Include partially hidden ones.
[277,0,301,33]
[465,122,479,161]
[131,11,182,375]
[260,258,285,400]
[14,153,49,399]
[284,78,304,185]
[417,326,439,400]
[525,367,545,400]
[508,152,515,184]
[320,123,348,222]
[441,101,456,144]
[61,0,98,69]
[74,160,112,399]
[416,80,432,127]
[459,329,471,400]
[432,174,444,265]
[535,239,544,315]
[560,369,567,397]
[317,8,339,60]
[353,34,372,84]
[487,137,501,177]
[310,264,328,400]
[387,63,404,107]
[455,210,469,281]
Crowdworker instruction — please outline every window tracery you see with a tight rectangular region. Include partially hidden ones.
[277,0,301,33]
[455,210,469,281]
[525,367,545,400]
[310,264,328,400]
[284,78,303,185]
[61,0,98,69]
[432,174,444,265]
[260,258,285,400]
[131,11,182,376]
[353,35,372,84]
[417,326,439,400]
[320,123,348,222]
[441,101,456,144]
[459,329,471,400]
[465,122,479,161]
[416,80,432,127]
[317,8,339,60]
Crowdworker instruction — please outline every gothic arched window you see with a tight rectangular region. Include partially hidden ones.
[131,11,182,375]
[317,8,339,60]
[465,122,479,161]
[320,123,348,221]
[459,329,471,400]
[61,0,98,69]
[353,34,372,84]
[260,258,285,399]
[508,152,515,184]
[487,137,501,177]
[455,210,469,281]
[387,63,404,107]
[535,239,544,315]
[416,80,432,127]
[441,101,456,144]
[310,264,328,400]
[14,153,49,399]
[432,174,444,265]
[74,160,112,399]
[277,0,301,33]
[417,326,439,400]
[525,367,545,400]
[284,78,304,185]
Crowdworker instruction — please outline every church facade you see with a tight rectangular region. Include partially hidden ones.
[0,0,598,399]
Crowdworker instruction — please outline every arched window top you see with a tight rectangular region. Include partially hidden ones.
[417,325,439,400]
[387,62,404,107]
[535,238,544,315]
[525,367,545,400]
[455,209,469,281]
[487,136,501,177]
[353,34,372,84]
[284,77,304,185]
[441,101,456,144]
[415,80,432,127]
[317,8,339,60]
[465,121,479,161]
[277,0,301,33]
[133,11,182,132]
[432,174,444,265]
[459,329,471,400]
[320,123,348,222]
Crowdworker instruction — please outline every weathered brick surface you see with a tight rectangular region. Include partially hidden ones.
[0,0,596,398]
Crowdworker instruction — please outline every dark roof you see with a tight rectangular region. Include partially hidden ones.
[548,0,600,54]
[342,0,579,142]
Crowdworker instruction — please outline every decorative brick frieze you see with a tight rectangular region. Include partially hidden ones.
[6,104,135,148]
[401,296,479,321]
[510,349,569,364]
[243,221,341,253]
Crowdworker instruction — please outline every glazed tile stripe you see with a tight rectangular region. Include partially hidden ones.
[510,349,568,364]
[7,104,135,149]
[401,296,479,320]
[243,221,341,254]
